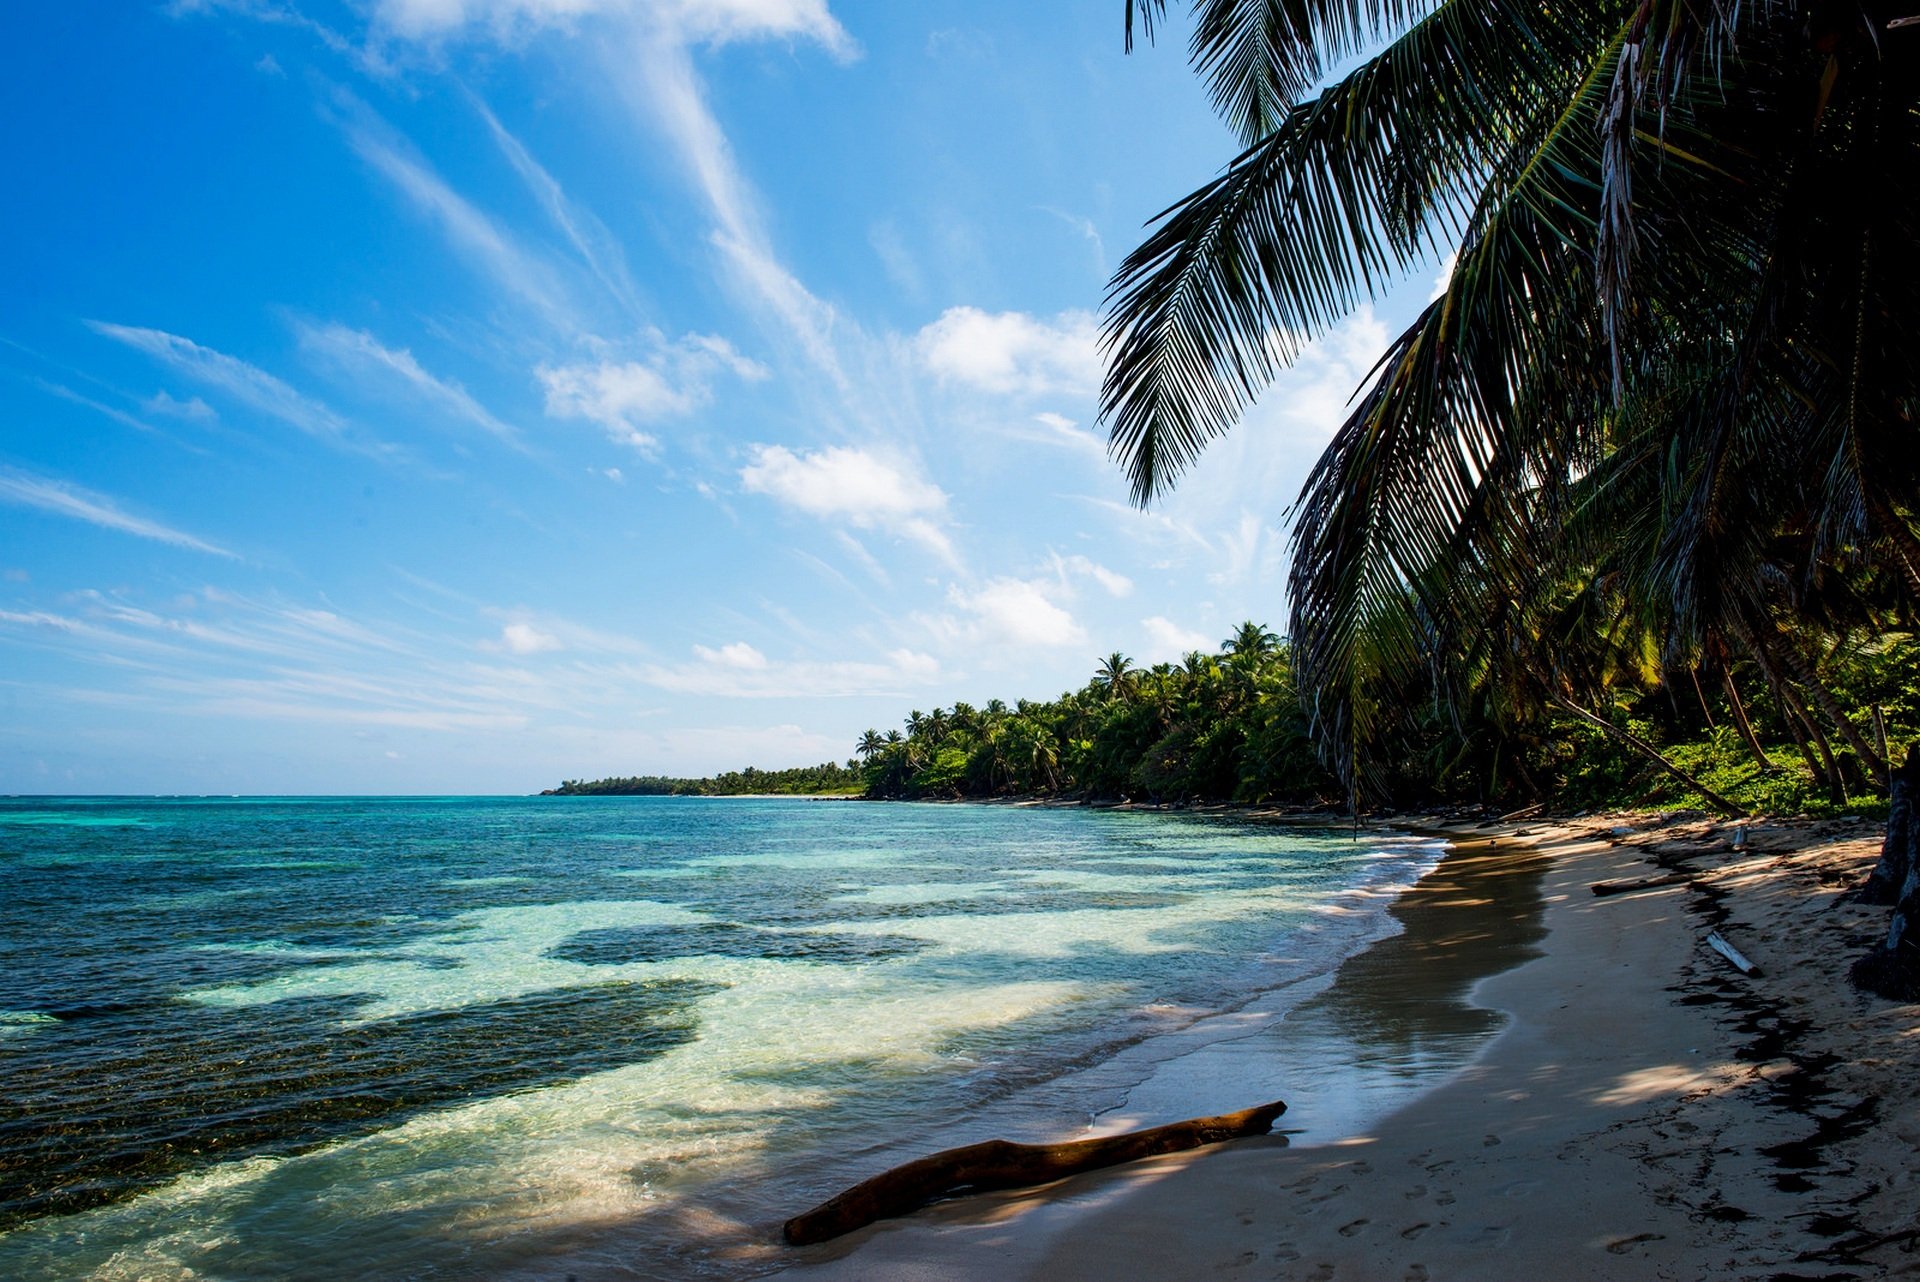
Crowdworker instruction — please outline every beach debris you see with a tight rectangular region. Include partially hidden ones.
[1706,930,1761,976]
[782,1100,1288,1245]
[1591,872,1694,897]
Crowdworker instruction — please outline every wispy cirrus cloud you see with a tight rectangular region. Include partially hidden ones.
[88,320,397,459]
[370,0,856,54]
[467,90,645,322]
[326,86,580,335]
[295,320,527,450]
[0,468,238,558]
[641,639,938,698]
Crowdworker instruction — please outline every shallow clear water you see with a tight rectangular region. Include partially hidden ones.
[0,796,1440,1279]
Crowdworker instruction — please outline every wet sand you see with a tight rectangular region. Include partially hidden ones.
[779,816,1920,1281]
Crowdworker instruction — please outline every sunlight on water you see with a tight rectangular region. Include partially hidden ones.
[0,797,1442,1280]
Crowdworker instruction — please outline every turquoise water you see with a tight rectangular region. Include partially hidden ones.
[0,796,1438,1279]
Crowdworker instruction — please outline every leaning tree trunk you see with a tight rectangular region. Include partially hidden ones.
[1851,747,1920,1000]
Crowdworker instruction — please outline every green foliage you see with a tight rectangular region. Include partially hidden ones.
[544,761,863,797]
[851,620,1919,815]
[1110,1,1920,808]
[854,624,1342,805]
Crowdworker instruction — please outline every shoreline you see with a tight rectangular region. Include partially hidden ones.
[778,813,1916,1281]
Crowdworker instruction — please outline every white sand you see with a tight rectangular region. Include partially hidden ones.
[780,817,1920,1281]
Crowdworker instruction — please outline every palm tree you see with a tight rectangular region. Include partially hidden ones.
[1095,651,1138,701]
[1108,2,1920,805]
[1223,621,1278,660]
[855,729,885,762]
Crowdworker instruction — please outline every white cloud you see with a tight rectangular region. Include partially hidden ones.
[1430,251,1458,302]
[915,306,1101,398]
[497,622,562,654]
[0,469,239,559]
[468,91,644,323]
[1141,615,1211,662]
[645,642,939,698]
[144,391,217,421]
[328,88,578,334]
[1040,206,1107,276]
[1053,552,1133,598]
[739,444,954,563]
[90,321,376,451]
[371,0,856,57]
[693,640,768,670]
[938,577,1085,650]
[538,333,764,452]
[297,321,525,448]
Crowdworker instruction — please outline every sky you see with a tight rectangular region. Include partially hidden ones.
[0,0,1440,795]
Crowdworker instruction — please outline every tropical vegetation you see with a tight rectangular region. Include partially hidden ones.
[1104,1,1919,992]
[543,761,862,797]
[851,623,1917,816]
[1106,1,1919,812]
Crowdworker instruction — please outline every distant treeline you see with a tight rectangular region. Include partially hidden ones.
[543,760,863,797]
[851,621,1917,816]
[548,620,1915,815]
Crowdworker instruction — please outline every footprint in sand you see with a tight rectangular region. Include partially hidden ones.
[1306,1265,1336,1282]
[1401,1222,1431,1240]
[1483,1134,1502,1147]
[1404,1267,1430,1282]
[1606,1233,1665,1255]
[1337,1219,1369,1238]
[1273,1243,1301,1262]
[1404,1184,1426,1200]
[1434,1191,1457,1207]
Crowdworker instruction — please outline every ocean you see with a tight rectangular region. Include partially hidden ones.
[0,795,1459,1279]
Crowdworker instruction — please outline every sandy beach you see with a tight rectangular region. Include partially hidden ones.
[780,814,1919,1281]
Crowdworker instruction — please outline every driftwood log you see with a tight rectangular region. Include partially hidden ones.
[1592,872,1695,897]
[783,1099,1287,1245]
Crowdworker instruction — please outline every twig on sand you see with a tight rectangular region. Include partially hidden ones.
[1706,930,1761,976]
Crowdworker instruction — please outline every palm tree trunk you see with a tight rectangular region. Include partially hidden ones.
[1550,695,1744,817]
[1782,681,1848,805]
[1851,749,1920,1000]
[1779,642,1890,788]
[1743,622,1847,804]
[1690,668,1718,729]
[1720,670,1774,771]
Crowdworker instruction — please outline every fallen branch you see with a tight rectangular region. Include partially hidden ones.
[784,1100,1287,1245]
[1592,872,1694,897]
[1548,695,1746,818]
[1706,930,1760,976]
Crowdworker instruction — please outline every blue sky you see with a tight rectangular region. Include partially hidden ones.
[0,0,1439,794]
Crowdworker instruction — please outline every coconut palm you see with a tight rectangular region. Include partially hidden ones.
[1095,651,1139,701]
[1108,1,1920,802]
